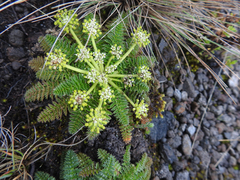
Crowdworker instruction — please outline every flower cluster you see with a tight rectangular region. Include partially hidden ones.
[138,66,151,82]
[68,90,89,111]
[82,18,101,38]
[85,108,108,133]
[46,49,68,71]
[133,99,149,119]
[93,51,106,64]
[110,44,122,59]
[54,9,79,33]
[132,27,150,47]
[123,77,134,87]
[75,46,91,62]
[99,86,115,103]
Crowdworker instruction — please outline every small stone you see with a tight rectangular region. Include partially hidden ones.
[199,150,211,169]
[215,123,226,134]
[192,129,204,141]
[230,131,239,148]
[182,134,192,156]
[218,114,233,125]
[229,156,237,166]
[237,120,240,128]
[160,143,177,164]
[186,125,196,136]
[8,29,24,46]
[198,93,207,106]
[206,112,215,120]
[167,135,182,148]
[175,171,190,180]
[192,156,200,164]
[166,86,174,97]
[203,119,211,128]
[181,91,188,101]
[174,89,182,102]
[158,164,172,180]
[193,118,199,127]
[227,105,236,113]
[183,78,196,98]
[237,144,240,152]
[179,124,187,132]
[211,105,224,116]
[167,130,175,138]
[172,160,185,171]
[6,47,25,61]
[174,102,186,114]
[218,144,226,152]
[228,75,239,88]
[11,61,22,70]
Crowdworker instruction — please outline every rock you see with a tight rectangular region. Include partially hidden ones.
[227,105,236,113]
[174,89,182,102]
[167,130,175,138]
[183,78,196,98]
[228,75,239,88]
[11,61,22,70]
[6,47,25,61]
[181,91,188,101]
[175,170,190,180]
[215,123,226,134]
[167,135,182,148]
[186,125,196,136]
[199,150,211,169]
[149,111,176,143]
[230,131,239,148]
[179,124,187,132]
[174,102,186,114]
[157,163,173,180]
[205,112,215,120]
[182,134,192,156]
[8,29,24,46]
[172,160,186,171]
[237,144,240,152]
[229,156,237,166]
[192,129,204,141]
[193,118,199,127]
[210,105,224,116]
[160,143,177,164]
[192,156,200,164]
[218,114,233,125]
[198,93,207,106]
[166,86,174,97]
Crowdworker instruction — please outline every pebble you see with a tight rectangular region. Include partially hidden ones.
[218,114,233,125]
[157,164,172,180]
[8,29,24,46]
[167,135,182,148]
[160,143,177,164]
[182,134,192,156]
[175,170,190,180]
[166,86,174,97]
[11,61,22,70]
[181,91,188,101]
[6,47,25,61]
[229,156,237,166]
[186,125,196,136]
[215,123,226,134]
[206,112,215,120]
[183,78,196,98]
[174,102,186,114]
[174,88,182,102]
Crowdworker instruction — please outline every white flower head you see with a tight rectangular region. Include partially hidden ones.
[133,99,149,119]
[99,86,114,102]
[138,66,151,82]
[96,73,108,84]
[123,77,134,87]
[105,65,117,74]
[93,51,106,64]
[110,44,123,59]
[82,18,101,38]
[86,69,98,83]
[75,47,91,62]
[132,27,150,47]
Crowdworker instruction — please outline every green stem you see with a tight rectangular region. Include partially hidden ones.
[105,56,114,68]
[70,28,84,48]
[114,43,137,67]
[107,74,138,78]
[108,77,122,82]
[108,79,135,106]
[86,82,98,95]
[98,98,103,109]
[65,64,88,74]
[91,36,97,52]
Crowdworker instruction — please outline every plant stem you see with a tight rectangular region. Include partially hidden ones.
[114,43,137,67]
[107,74,138,78]
[91,36,97,52]
[64,64,88,74]
[108,79,135,106]
[86,82,98,95]
[70,28,84,48]
[105,56,114,68]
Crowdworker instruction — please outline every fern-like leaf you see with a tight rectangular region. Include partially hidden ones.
[36,68,74,81]
[54,74,89,97]
[25,81,58,102]
[28,56,45,72]
[119,124,133,144]
[34,171,55,180]
[37,97,69,122]
[60,150,82,180]
[78,153,100,177]
[110,91,130,126]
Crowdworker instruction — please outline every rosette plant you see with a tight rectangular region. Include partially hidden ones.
[25,10,156,143]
